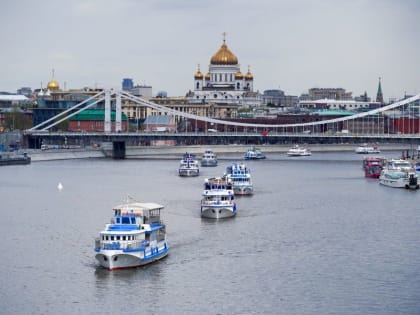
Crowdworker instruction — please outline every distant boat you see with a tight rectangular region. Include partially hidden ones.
[178,153,199,177]
[225,163,253,195]
[287,144,311,157]
[0,152,31,166]
[57,182,63,190]
[379,159,419,189]
[355,143,380,154]
[244,146,266,160]
[201,149,218,167]
[363,157,386,178]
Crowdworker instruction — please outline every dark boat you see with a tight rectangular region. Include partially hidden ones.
[0,152,31,166]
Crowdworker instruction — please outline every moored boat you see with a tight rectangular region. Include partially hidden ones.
[225,163,253,195]
[201,177,237,219]
[179,153,199,176]
[0,152,31,166]
[287,144,311,156]
[355,143,381,154]
[363,156,386,178]
[94,202,169,270]
[244,146,266,160]
[379,169,419,189]
[201,149,218,167]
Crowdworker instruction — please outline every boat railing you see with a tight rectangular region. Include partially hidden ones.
[201,199,234,206]
[95,239,146,251]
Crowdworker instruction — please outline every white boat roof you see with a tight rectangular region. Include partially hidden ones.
[112,202,164,212]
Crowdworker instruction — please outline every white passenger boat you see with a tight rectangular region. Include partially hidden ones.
[244,146,266,160]
[379,169,419,189]
[179,153,199,176]
[201,149,218,167]
[386,159,414,171]
[201,177,237,219]
[287,144,312,156]
[355,143,381,154]
[95,202,169,270]
[225,163,253,195]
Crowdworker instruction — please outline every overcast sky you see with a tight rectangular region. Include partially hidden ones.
[1,0,419,100]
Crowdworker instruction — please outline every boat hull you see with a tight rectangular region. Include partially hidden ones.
[379,177,419,189]
[233,185,253,195]
[95,243,169,270]
[179,168,199,176]
[201,160,218,167]
[201,206,236,219]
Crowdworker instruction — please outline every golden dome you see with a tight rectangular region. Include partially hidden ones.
[235,71,244,79]
[245,66,253,80]
[194,64,203,79]
[210,39,238,65]
[194,70,203,79]
[47,79,60,90]
[47,69,60,90]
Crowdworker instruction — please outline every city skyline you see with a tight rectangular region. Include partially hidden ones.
[1,0,419,100]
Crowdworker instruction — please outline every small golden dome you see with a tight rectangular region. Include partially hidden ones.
[47,69,60,90]
[210,40,238,65]
[245,66,253,80]
[235,71,244,79]
[205,72,210,80]
[47,79,60,90]
[194,64,203,79]
[194,70,203,79]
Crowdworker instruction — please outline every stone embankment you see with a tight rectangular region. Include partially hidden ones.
[27,144,411,162]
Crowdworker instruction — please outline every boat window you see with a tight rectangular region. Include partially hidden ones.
[122,236,126,241]
[116,217,120,224]
[111,236,114,241]
[122,217,130,224]
[106,236,109,241]
[131,217,135,224]
[116,236,121,241]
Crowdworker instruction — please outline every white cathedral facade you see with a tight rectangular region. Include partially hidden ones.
[186,36,262,106]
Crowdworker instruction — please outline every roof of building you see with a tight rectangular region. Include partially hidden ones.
[312,110,355,116]
[0,95,29,101]
[143,115,173,125]
[69,109,127,121]
[210,39,238,65]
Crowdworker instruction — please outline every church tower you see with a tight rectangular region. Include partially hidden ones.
[376,77,383,104]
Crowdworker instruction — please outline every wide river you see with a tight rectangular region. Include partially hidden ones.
[1,149,419,315]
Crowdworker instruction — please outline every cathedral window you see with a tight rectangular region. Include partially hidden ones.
[214,94,218,98]
[196,82,200,89]
[225,74,227,81]
[237,82,240,89]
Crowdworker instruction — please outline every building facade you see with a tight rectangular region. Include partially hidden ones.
[186,35,262,107]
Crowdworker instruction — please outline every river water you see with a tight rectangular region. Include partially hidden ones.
[0,150,419,315]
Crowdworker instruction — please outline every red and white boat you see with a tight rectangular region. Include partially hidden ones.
[363,157,386,178]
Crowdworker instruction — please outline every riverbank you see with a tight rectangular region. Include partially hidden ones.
[26,143,414,162]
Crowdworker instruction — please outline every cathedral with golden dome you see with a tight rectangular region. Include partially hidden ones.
[187,34,261,106]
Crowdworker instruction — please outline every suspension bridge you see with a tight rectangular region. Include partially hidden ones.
[23,90,420,151]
